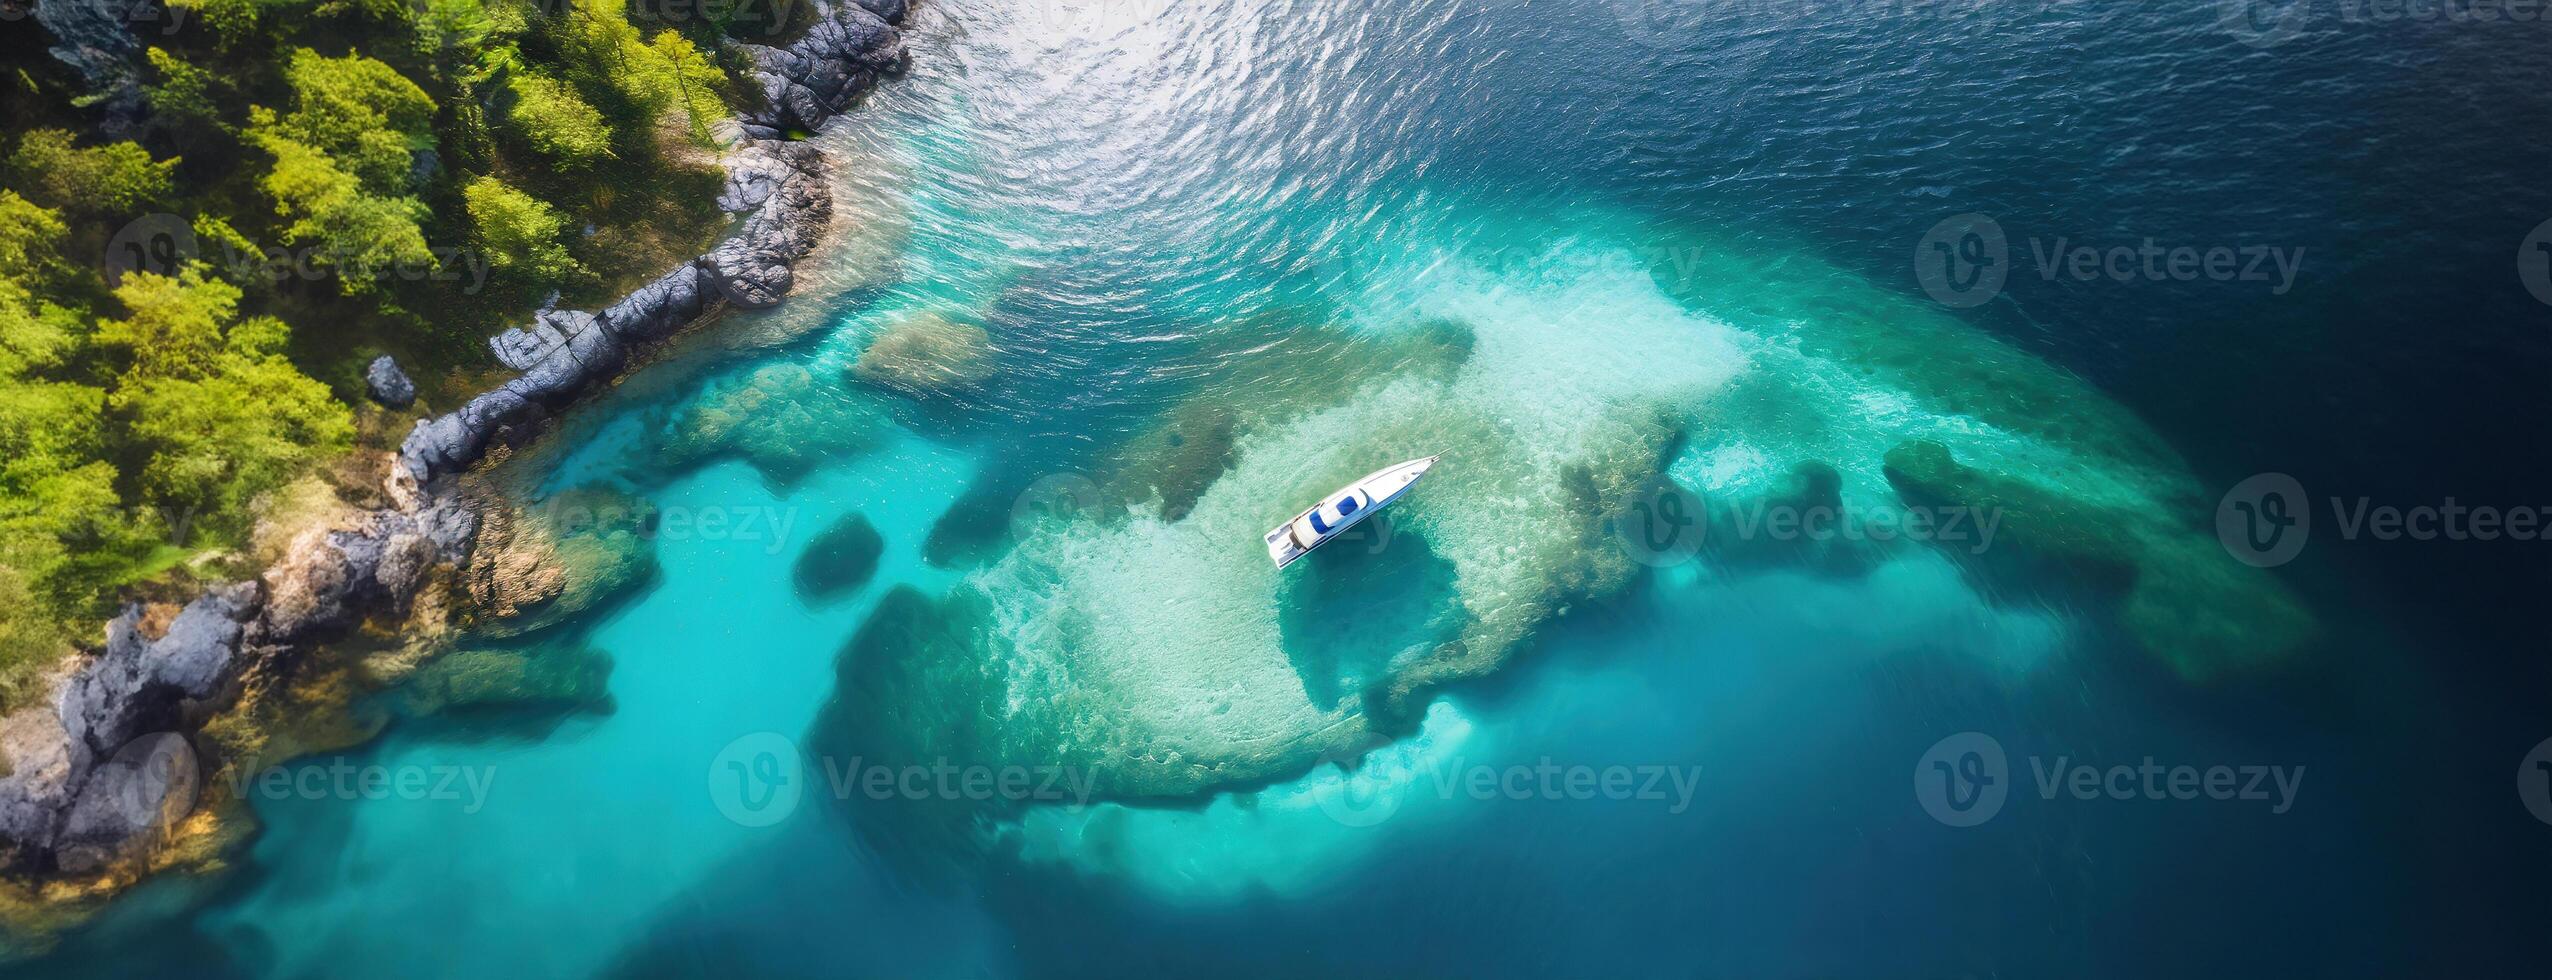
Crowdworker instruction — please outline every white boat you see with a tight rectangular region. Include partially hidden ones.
[1264,456,1439,569]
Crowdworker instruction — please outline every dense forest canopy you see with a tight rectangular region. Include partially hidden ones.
[0,0,789,707]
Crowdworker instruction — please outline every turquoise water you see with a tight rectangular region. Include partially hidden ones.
[24,0,2552,975]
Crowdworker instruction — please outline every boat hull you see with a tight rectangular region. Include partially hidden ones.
[1265,457,1438,568]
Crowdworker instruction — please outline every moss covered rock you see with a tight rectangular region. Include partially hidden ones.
[463,486,657,639]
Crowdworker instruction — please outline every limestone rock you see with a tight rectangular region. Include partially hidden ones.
[60,583,260,760]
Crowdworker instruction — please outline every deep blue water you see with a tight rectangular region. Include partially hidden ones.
[17,0,2552,976]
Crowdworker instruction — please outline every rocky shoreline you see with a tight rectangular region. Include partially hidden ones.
[0,0,910,924]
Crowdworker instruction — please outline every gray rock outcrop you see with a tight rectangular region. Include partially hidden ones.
[366,355,417,409]
[398,0,903,486]
[33,0,149,138]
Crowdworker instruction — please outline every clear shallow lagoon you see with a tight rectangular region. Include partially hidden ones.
[22,0,2551,976]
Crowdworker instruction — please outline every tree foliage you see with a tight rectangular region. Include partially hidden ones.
[0,0,761,708]
[500,71,614,168]
[3,128,178,216]
[463,174,585,284]
[100,269,354,534]
[256,48,438,191]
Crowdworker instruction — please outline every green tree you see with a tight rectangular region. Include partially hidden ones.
[3,129,178,216]
[144,48,230,132]
[463,174,586,286]
[549,0,728,143]
[0,194,148,696]
[255,48,437,191]
[99,269,353,537]
[500,71,614,168]
[248,116,435,292]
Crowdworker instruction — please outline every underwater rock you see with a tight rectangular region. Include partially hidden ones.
[401,643,615,717]
[1104,402,1238,523]
[849,312,997,396]
[462,487,657,639]
[792,514,884,605]
[365,356,417,409]
[1882,439,2314,678]
[660,363,894,488]
[920,462,1048,569]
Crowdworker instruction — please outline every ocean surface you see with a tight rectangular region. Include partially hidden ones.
[20,0,2552,976]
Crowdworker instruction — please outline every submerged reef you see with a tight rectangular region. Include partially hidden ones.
[812,271,1742,827]
[462,487,659,639]
[849,312,999,396]
[794,514,886,605]
[658,363,898,488]
[401,641,616,718]
[808,232,2320,869]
